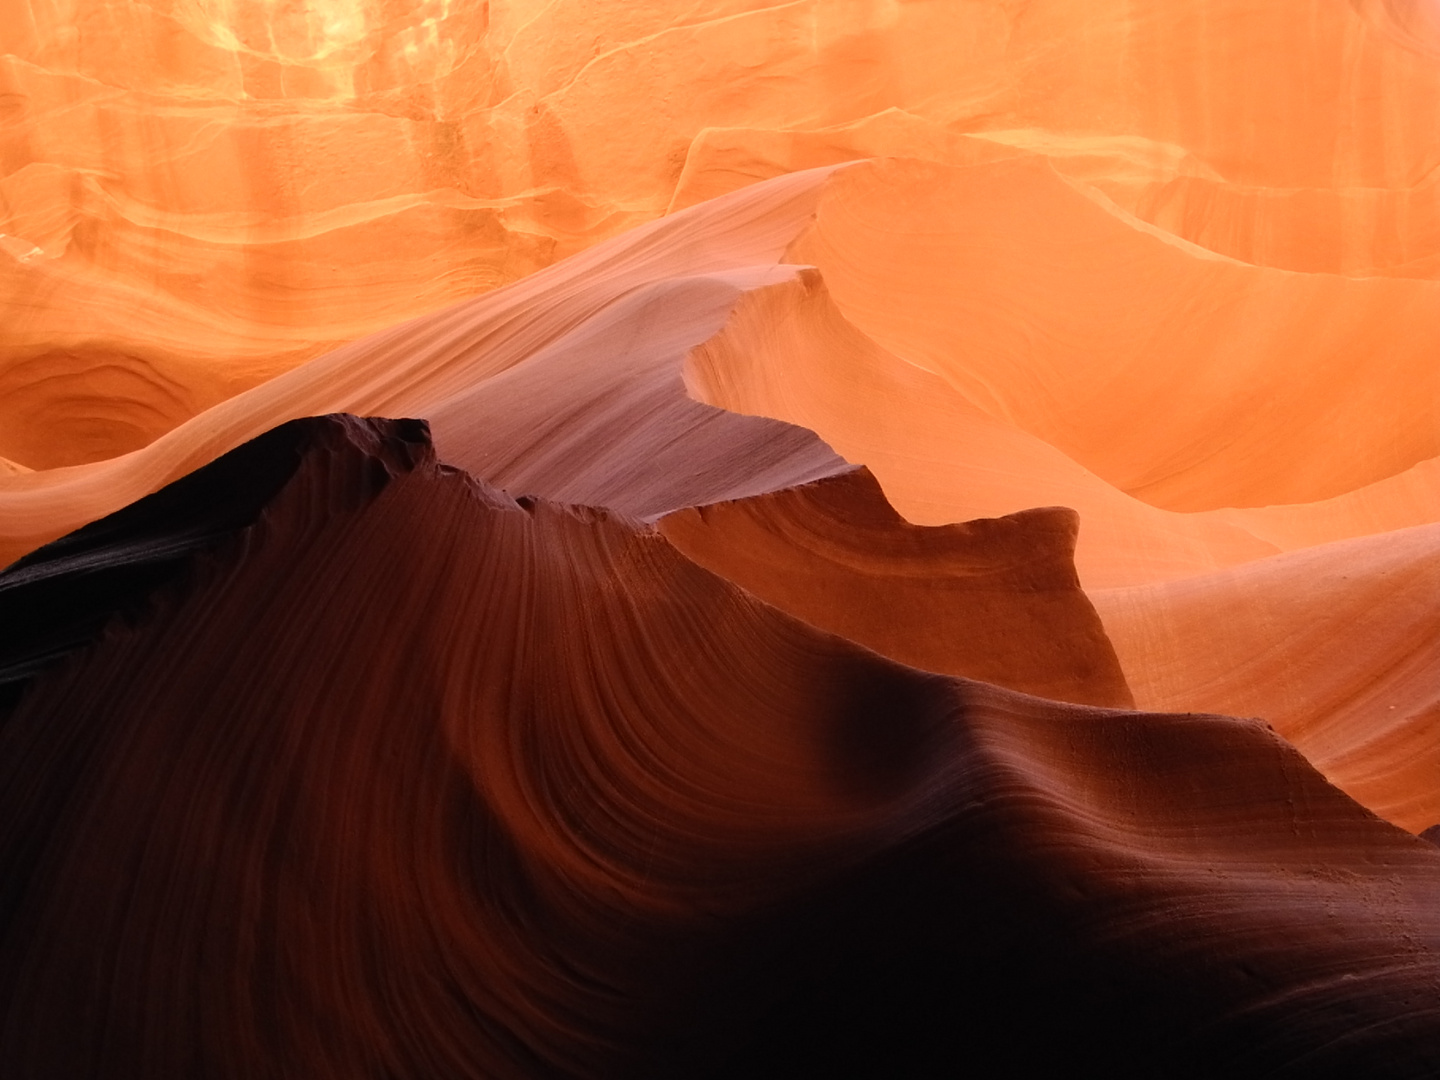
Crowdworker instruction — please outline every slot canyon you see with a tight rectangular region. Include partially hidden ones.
[2,1,1440,1075]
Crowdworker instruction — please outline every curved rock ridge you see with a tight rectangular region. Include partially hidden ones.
[7,0,1440,467]
[2,414,1440,1077]
[1,147,1433,857]
[786,155,1440,512]
[682,261,1440,589]
[677,117,1440,282]
[423,267,852,520]
[658,467,1133,709]
[1092,522,1440,836]
[0,414,427,712]
[4,4,1440,1074]
[0,167,847,568]
[1088,171,1440,279]
[7,160,1438,590]
[0,414,1122,738]
[682,261,1276,589]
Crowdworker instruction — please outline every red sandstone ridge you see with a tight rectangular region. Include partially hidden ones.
[658,467,1133,709]
[2,415,1439,1077]
[1092,524,1440,835]
[4,0,1440,1073]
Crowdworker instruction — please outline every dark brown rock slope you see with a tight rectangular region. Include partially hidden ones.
[659,467,1133,708]
[0,416,1438,1078]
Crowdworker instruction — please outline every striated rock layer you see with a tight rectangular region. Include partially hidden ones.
[1092,524,1440,836]
[2,416,1439,1078]
[6,159,1438,584]
[6,0,1440,465]
[659,467,1133,710]
[0,169,849,569]
[5,0,1440,1072]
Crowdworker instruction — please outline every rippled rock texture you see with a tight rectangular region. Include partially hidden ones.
[3,1,1440,1076]
[1,415,1438,1078]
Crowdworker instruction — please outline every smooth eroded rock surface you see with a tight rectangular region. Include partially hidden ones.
[5,1,1440,1073]
[2,416,1439,1078]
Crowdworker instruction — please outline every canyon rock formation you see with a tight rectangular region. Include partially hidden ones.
[2,0,1440,1075]
[4,415,1440,1078]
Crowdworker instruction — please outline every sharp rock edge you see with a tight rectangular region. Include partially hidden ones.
[0,415,1438,1077]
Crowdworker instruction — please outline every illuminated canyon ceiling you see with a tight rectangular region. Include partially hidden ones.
[2,0,1440,1075]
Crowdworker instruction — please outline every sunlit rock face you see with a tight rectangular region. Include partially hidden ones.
[3,1,1440,1075]
[5,0,1440,465]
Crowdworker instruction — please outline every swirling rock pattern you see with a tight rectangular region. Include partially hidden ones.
[658,466,1133,709]
[6,0,1440,464]
[1092,523,1440,835]
[4,0,1440,1073]
[2,416,1439,1078]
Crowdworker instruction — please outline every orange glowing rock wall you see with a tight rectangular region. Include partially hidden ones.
[3,0,1440,1074]
[5,0,1439,465]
